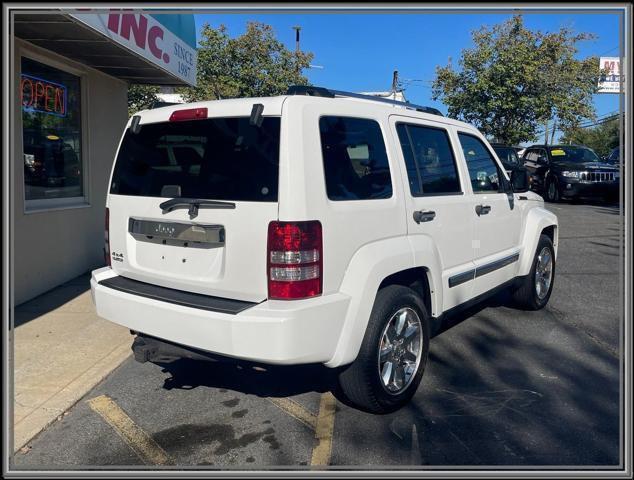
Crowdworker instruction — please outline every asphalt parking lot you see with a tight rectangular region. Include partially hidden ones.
[13,200,623,470]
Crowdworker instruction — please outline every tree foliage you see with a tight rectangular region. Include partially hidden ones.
[127,84,160,117]
[559,118,620,158]
[177,22,314,102]
[432,15,601,145]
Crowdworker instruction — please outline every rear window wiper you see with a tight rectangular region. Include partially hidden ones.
[159,198,236,218]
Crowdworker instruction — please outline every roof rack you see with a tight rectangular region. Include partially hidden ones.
[286,85,443,116]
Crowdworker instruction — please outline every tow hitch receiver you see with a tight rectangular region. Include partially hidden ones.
[131,336,158,363]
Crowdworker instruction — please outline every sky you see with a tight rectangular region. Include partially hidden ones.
[194,10,623,144]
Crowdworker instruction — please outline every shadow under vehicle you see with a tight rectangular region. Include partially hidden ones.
[521,144,619,203]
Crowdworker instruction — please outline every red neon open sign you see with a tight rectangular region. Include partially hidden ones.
[20,74,67,117]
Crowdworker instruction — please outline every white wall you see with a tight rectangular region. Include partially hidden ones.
[13,39,128,305]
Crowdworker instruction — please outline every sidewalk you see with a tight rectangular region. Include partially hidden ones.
[13,273,131,451]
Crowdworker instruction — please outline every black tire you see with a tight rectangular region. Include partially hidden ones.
[512,234,556,310]
[337,285,430,414]
[545,176,560,203]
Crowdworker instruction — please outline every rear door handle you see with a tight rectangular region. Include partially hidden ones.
[413,210,436,223]
[475,204,491,216]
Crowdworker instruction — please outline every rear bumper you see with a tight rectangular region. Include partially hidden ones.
[90,267,350,366]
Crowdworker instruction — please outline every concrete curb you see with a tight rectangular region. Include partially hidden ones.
[14,344,131,452]
[13,277,133,453]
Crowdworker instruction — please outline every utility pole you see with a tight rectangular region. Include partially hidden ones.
[391,70,399,101]
[292,26,301,52]
[544,120,549,145]
[391,70,399,92]
[292,26,301,76]
[550,120,557,145]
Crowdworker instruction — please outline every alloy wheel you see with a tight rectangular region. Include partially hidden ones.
[377,307,423,395]
[535,246,553,300]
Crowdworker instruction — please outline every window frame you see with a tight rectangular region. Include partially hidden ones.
[457,131,511,195]
[19,46,90,213]
[395,121,464,198]
[318,114,394,202]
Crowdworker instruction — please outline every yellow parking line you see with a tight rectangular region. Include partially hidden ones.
[87,395,172,465]
[267,397,318,430]
[310,392,337,466]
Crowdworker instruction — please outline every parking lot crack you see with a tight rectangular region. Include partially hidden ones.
[546,305,619,358]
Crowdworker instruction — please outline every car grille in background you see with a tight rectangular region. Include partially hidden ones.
[580,171,615,182]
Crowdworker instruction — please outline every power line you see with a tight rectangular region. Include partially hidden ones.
[577,111,619,128]
[598,45,619,56]
[577,115,619,129]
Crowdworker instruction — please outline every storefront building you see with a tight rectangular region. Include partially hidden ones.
[12,10,197,304]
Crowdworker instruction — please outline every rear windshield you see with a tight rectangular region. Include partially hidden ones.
[110,117,281,202]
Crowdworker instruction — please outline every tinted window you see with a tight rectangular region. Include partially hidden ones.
[492,146,520,166]
[525,149,547,162]
[458,133,502,193]
[319,116,391,200]
[110,117,280,201]
[396,123,461,195]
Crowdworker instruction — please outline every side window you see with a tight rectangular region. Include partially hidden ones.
[525,149,537,162]
[319,116,392,201]
[458,133,503,194]
[396,123,461,196]
[535,149,544,161]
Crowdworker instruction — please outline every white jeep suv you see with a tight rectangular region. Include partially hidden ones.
[91,86,558,413]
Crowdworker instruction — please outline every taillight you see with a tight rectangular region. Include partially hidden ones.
[267,221,322,300]
[168,107,208,122]
[104,208,111,267]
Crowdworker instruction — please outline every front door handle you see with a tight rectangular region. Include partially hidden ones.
[475,204,491,216]
[413,210,436,224]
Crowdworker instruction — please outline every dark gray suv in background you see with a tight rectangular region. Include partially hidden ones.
[522,144,619,203]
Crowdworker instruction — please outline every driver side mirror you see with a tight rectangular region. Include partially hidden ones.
[511,168,530,193]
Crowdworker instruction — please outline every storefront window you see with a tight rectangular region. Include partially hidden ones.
[21,57,83,203]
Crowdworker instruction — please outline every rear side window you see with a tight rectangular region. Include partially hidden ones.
[319,116,392,201]
[396,123,461,196]
[110,117,281,202]
[458,133,503,194]
[524,149,537,162]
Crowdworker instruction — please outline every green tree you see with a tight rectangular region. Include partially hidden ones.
[127,84,160,116]
[177,22,313,102]
[432,15,601,145]
[559,117,620,158]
